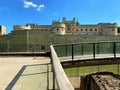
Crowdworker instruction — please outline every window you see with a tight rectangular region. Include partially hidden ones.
[90,29,92,31]
[57,28,59,31]
[86,29,87,31]
[68,28,71,30]
[95,29,97,31]
[81,29,83,31]
[76,29,78,31]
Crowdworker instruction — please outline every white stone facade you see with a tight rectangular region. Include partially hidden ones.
[13,17,118,36]
[0,26,6,36]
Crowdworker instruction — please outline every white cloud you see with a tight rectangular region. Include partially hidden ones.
[24,0,37,8]
[23,0,45,11]
[37,4,45,11]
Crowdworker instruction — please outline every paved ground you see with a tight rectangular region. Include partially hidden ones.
[1,54,116,90]
[0,56,50,90]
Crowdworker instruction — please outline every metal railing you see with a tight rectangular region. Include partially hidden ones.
[53,42,120,89]
[0,43,49,52]
[50,45,74,90]
[54,41,120,62]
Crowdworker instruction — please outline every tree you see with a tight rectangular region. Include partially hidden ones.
[117,26,120,33]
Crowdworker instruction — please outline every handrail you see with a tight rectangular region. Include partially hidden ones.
[53,42,119,61]
[53,41,120,46]
[50,45,74,90]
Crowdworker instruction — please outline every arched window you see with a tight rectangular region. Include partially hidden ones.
[68,28,71,30]
[90,29,92,31]
[76,29,78,31]
[95,29,97,31]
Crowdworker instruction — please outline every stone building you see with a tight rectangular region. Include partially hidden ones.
[13,17,118,35]
[80,72,120,90]
[0,25,6,36]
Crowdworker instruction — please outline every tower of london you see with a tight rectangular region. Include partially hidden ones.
[13,17,117,36]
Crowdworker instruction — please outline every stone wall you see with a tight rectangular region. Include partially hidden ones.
[80,72,120,90]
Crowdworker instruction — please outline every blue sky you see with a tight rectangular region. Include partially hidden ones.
[0,0,120,34]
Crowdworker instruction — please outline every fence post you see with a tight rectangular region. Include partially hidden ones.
[72,44,74,63]
[118,64,119,75]
[81,44,84,55]
[7,40,10,52]
[93,43,95,59]
[113,42,116,58]
[97,43,99,54]
[66,45,67,56]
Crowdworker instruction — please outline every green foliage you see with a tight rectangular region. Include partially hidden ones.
[117,26,120,33]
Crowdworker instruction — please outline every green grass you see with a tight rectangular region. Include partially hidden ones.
[64,64,120,77]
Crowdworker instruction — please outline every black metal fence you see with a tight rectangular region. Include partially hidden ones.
[54,41,120,60]
[53,42,120,89]
[0,43,49,52]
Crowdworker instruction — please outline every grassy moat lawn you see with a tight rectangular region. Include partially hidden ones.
[64,64,120,77]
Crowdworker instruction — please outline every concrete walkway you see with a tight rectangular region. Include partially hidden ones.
[59,54,120,62]
[0,56,50,90]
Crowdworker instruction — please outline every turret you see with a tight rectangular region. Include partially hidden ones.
[62,17,66,22]
[52,22,66,35]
